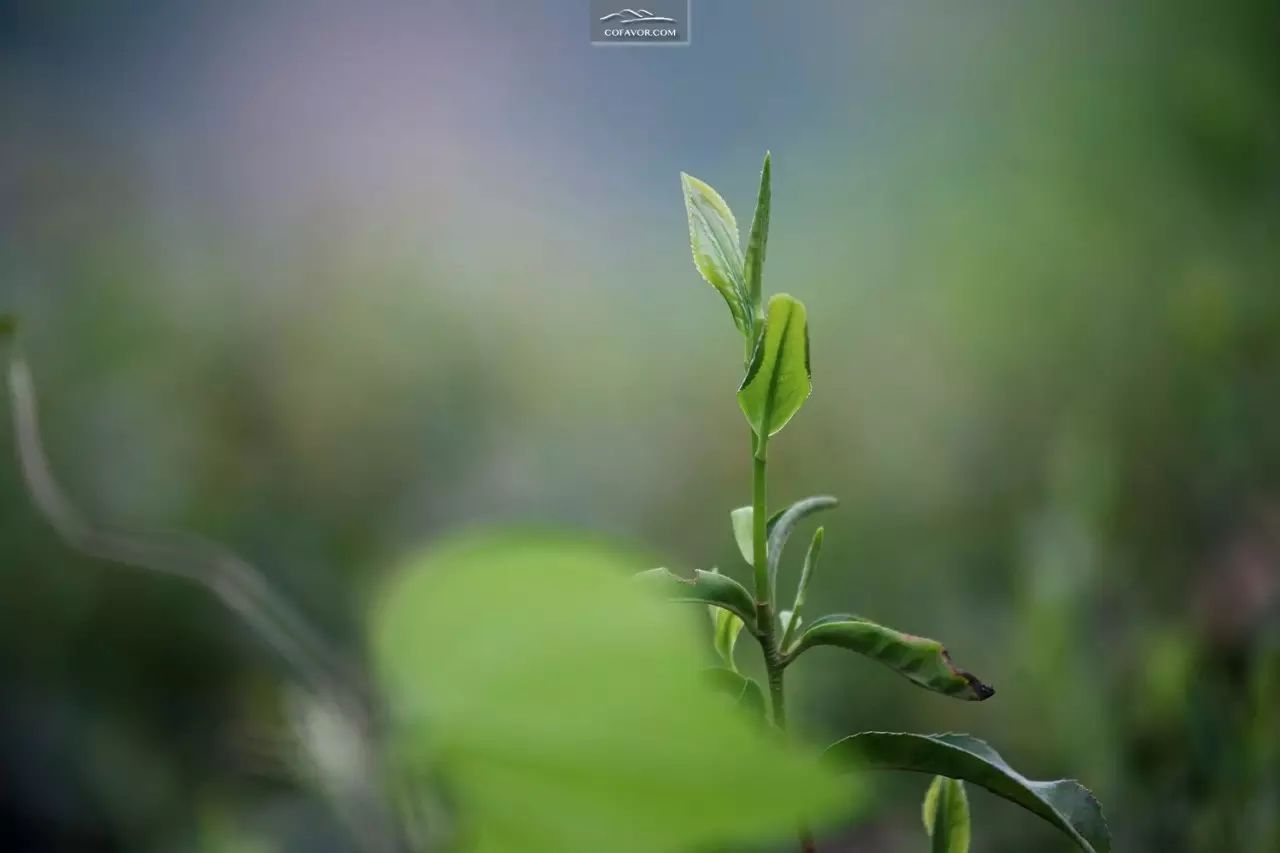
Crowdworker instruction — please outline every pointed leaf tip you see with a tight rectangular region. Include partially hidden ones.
[744,152,771,310]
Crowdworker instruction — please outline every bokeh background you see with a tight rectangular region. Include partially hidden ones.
[2,1,1278,850]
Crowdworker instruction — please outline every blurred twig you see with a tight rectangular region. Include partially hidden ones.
[5,346,415,852]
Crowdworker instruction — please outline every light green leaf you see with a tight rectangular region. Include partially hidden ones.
[636,566,758,629]
[738,294,812,442]
[787,615,994,701]
[923,776,970,853]
[730,506,754,565]
[744,152,771,311]
[766,495,837,601]
[374,532,854,853]
[828,733,1109,853]
[790,529,823,619]
[711,606,744,669]
[704,667,767,718]
[681,172,750,334]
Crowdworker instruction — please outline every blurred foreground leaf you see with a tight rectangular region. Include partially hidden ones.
[374,532,854,853]
[829,733,1109,853]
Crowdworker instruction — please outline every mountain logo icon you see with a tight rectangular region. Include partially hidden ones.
[599,8,677,24]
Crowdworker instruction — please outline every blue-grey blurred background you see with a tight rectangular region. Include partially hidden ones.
[1,1,1277,850]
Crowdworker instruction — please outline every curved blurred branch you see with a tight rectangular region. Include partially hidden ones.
[7,355,364,706]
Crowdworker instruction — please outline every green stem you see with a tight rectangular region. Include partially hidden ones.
[752,432,813,852]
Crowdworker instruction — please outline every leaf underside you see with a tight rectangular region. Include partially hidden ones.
[789,615,993,701]
[829,732,1110,853]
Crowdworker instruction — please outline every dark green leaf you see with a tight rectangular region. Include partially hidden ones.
[636,567,758,630]
[738,294,812,441]
[681,172,750,334]
[829,733,1109,853]
[744,152,771,311]
[923,776,970,853]
[787,615,993,701]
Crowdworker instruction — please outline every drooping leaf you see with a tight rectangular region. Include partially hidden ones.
[704,667,767,718]
[636,566,758,629]
[738,294,812,441]
[374,532,854,853]
[787,615,994,701]
[923,776,970,853]
[744,152,771,311]
[730,506,754,565]
[766,495,837,600]
[681,172,750,334]
[828,733,1109,853]
[711,606,744,669]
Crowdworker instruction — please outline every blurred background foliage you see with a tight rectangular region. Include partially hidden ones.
[0,0,1277,850]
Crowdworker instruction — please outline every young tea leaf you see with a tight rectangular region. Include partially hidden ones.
[374,532,855,853]
[781,527,824,649]
[787,615,994,701]
[681,172,751,335]
[636,566,759,629]
[738,294,812,443]
[744,152,771,311]
[766,495,837,601]
[828,733,1110,853]
[923,776,971,853]
[711,606,745,669]
[730,506,754,565]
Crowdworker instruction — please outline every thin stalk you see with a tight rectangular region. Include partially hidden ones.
[750,431,812,852]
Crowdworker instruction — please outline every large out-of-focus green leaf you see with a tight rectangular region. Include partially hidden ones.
[636,566,758,629]
[787,615,994,701]
[923,776,970,853]
[743,152,771,311]
[374,532,854,853]
[829,733,1109,853]
[681,172,750,334]
[738,294,812,442]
